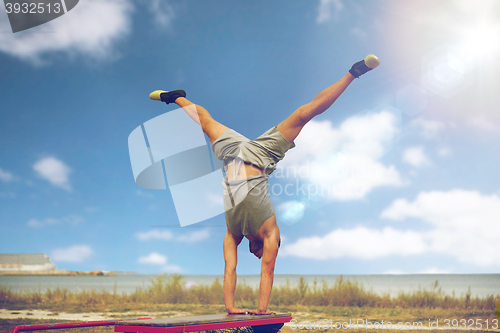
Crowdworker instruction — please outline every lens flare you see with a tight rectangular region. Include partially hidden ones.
[462,25,500,59]
[279,201,306,226]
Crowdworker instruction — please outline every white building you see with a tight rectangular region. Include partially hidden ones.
[0,253,57,271]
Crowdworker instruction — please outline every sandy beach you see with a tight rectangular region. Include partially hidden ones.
[0,309,189,321]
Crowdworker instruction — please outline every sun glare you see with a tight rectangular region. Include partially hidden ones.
[462,25,500,59]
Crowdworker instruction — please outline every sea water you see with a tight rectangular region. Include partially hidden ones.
[0,274,498,298]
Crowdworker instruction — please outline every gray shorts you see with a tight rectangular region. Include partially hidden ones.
[212,127,295,237]
[212,126,295,175]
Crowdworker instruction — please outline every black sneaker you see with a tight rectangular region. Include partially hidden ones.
[149,90,186,104]
[349,54,380,78]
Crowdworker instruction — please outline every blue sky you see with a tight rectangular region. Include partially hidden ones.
[1,0,499,275]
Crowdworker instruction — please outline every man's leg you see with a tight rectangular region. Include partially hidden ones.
[174,97,229,144]
[277,55,380,143]
[276,72,355,143]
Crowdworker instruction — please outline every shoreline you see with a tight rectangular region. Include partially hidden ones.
[1,273,498,299]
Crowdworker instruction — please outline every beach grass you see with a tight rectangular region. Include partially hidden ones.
[1,274,497,312]
[0,274,500,311]
[1,279,498,333]
[1,275,497,332]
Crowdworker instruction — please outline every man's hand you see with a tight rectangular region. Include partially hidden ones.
[249,309,276,315]
[226,307,250,314]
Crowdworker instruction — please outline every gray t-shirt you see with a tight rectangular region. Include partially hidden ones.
[212,127,295,237]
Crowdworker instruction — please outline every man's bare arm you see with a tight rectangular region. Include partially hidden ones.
[223,230,248,314]
[253,232,279,314]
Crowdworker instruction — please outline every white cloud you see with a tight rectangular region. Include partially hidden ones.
[277,111,404,200]
[136,230,174,241]
[0,167,16,182]
[162,265,183,273]
[0,0,133,65]
[317,0,343,23]
[282,189,500,268]
[51,245,93,262]
[145,0,175,29]
[136,229,210,243]
[28,217,59,228]
[417,267,452,274]
[176,229,210,243]
[138,252,167,265]
[27,219,45,228]
[468,117,497,131]
[27,215,84,228]
[383,269,407,275]
[437,147,452,157]
[0,192,16,198]
[411,118,445,139]
[138,253,183,272]
[402,146,431,167]
[33,157,72,190]
[281,226,426,260]
[384,267,452,274]
[381,189,500,267]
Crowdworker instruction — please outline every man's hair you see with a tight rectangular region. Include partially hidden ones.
[249,240,263,254]
[249,239,281,254]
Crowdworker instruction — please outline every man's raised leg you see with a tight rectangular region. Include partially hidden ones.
[174,97,229,144]
[277,55,380,143]
[276,73,355,143]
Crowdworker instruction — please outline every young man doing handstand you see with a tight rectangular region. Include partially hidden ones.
[150,55,380,315]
